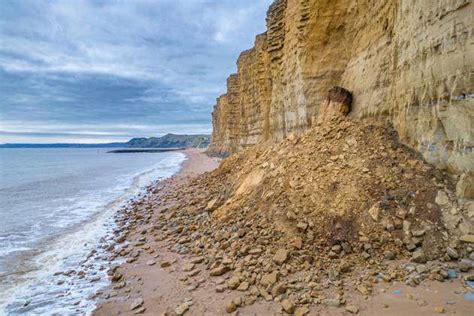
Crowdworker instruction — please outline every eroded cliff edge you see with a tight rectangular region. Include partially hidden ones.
[208,0,473,195]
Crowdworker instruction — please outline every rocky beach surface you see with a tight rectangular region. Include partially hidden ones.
[93,119,474,315]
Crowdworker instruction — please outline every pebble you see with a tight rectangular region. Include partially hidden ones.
[384,250,396,260]
[446,247,459,259]
[459,235,474,243]
[232,296,242,307]
[323,298,341,307]
[294,306,309,316]
[237,281,249,291]
[273,249,289,264]
[187,269,200,277]
[190,256,205,264]
[248,248,263,255]
[227,276,240,289]
[357,285,370,296]
[271,282,287,296]
[129,297,144,311]
[411,250,427,263]
[160,261,172,268]
[260,271,278,286]
[175,302,190,315]
[134,307,146,314]
[346,305,359,314]
[416,265,427,274]
[182,263,195,272]
[225,301,237,313]
[280,299,295,314]
[210,265,230,276]
[293,237,303,249]
[434,306,445,313]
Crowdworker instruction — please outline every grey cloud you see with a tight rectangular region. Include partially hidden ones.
[0,0,273,143]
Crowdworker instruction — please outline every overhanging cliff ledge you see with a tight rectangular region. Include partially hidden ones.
[208,0,473,193]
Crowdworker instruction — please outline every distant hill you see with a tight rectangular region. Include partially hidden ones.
[0,142,124,148]
[0,134,210,149]
[126,134,210,149]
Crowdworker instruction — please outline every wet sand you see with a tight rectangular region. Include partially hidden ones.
[93,149,473,315]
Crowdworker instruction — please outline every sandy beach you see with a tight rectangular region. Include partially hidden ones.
[93,148,473,316]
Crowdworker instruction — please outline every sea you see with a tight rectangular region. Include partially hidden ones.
[0,148,186,315]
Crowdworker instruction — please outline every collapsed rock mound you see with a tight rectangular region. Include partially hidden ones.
[201,117,462,259]
[150,117,472,310]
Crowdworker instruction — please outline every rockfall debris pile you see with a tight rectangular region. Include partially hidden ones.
[111,104,474,314]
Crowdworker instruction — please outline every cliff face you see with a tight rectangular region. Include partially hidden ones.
[208,0,473,179]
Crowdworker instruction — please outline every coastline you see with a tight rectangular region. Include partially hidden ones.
[0,149,187,315]
[93,148,223,315]
[92,148,473,316]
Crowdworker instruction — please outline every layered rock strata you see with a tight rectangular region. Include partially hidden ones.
[208,0,473,184]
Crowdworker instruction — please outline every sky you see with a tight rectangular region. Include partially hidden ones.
[0,0,273,143]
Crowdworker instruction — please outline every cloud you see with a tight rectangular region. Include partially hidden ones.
[0,0,273,143]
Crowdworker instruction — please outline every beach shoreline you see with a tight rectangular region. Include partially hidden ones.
[0,148,187,314]
[93,148,224,315]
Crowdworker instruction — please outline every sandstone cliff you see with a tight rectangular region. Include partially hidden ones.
[209,0,473,193]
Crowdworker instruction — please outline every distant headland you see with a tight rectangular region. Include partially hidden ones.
[0,133,210,149]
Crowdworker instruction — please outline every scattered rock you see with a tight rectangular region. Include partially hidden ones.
[160,261,172,268]
[271,282,287,296]
[434,306,445,314]
[260,271,278,286]
[248,248,263,255]
[384,250,396,260]
[237,281,249,291]
[446,247,459,259]
[412,229,425,237]
[294,306,309,316]
[182,263,195,272]
[225,301,237,313]
[129,297,144,311]
[356,285,370,296]
[175,302,190,315]
[368,204,381,221]
[232,296,242,307]
[324,298,341,307]
[292,237,303,249]
[296,222,308,231]
[206,198,218,212]
[346,305,359,314]
[134,307,146,314]
[280,299,295,314]
[273,249,289,264]
[210,265,230,276]
[190,256,205,264]
[411,250,427,263]
[456,172,474,199]
[435,191,450,207]
[227,276,240,289]
[460,235,474,243]
[216,284,227,293]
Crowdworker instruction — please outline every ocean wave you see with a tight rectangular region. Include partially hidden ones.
[0,151,185,315]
